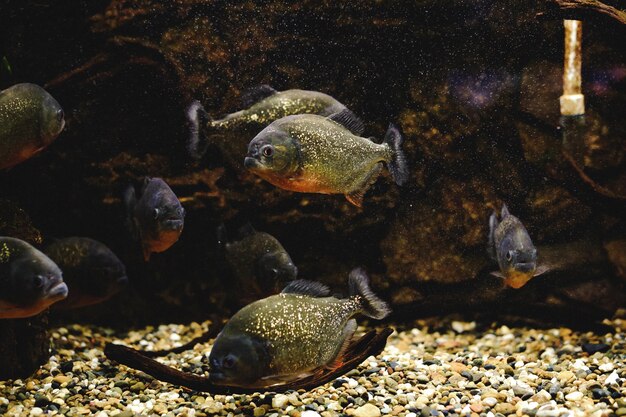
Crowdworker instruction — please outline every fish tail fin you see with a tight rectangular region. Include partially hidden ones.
[186,100,212,160]
[383,123,409,186]
[348,267,391,320]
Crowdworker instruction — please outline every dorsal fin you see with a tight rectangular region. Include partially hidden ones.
[240,85,278,108]
[281,280,330,297]
[327,108,365,136]
[501,204,510,218]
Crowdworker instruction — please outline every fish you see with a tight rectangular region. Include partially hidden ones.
[488,204,549,288]
[0,236,68,318]
[0,83,65,169]
[186,85,364,163]
[44,237,128,309]
[124,177,185,261]
[244,113,409,206]
[208,267,390,388]
[218,223,297,298]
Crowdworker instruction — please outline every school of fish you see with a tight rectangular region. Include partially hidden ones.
[0,80,551,388]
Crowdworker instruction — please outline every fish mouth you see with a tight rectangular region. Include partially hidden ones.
[244,157,261,170]
[209,371,226,384]
[162,219,184,230]
[47,281,69,301]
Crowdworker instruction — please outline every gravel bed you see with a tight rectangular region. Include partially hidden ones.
[1,318,624,417]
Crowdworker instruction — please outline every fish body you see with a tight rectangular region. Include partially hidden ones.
[220,224,297,297]
[44,237,128,309]
[244,114,408,206]
[187,86,363,163]
[488,204,547,288]
[0,237,68,318]
[124,178,185,261]
[208,268,390,387]
[0,83,65,169]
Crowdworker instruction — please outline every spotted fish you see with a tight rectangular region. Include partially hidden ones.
[244,113,409,206]
[208,268,390,387]
[0,83,65,169]
[488,204,549,288]
[186,85,363,164]
[0,236,68,318]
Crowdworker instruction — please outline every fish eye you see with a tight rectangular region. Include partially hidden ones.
[153,208,160,219]
[506,250,513,262]
[261,145,274,158]
[33,275,44,289]
[223,355,236,369]
[56,109,64,122]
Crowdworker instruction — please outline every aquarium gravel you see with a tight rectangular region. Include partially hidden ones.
[1,318,625,417]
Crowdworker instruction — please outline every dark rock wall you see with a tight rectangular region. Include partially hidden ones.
[0,0,624,326]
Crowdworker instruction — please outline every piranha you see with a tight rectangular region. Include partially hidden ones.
[0,237,68,318]
[186,85,364,163]
[244,113,409,206]
[124,177,185,261]
[488,204,549,289]
[219,223,297,298]
[208,267,390,388]
[44,237,128,309]
[0,83,65,169]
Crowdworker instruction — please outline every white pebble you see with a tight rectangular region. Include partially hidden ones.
[565,391,584,401]
[272,394,289,409]
[605,370,620,385]
[29,407,43,417]
[483,397,498,407]
[301,411,321,417]
[598,363,614,372]
[169,333,181,341]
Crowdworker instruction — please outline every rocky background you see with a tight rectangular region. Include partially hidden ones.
[0,0,625,330]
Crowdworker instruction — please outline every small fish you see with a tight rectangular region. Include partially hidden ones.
[187,85,363,161]
[0,83,65,169]
[219,224,297,298]
[124,177,185,261]
[0,237,68,318]
[44,237,128,309]
[488,204,549,288]
[244,113,409,206]
[208,267,390,388]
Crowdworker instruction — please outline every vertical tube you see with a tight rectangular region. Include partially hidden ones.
[560,20,584,116]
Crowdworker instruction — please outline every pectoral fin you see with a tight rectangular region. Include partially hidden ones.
[533,264,550,277]
[490,270,506,279]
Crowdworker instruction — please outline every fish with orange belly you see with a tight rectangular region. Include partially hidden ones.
[0,237,68,318]
[208,268,390,388]
[244,112,409,207]
[488,204,549,288]
[124,177,185,261]
[0,83,65,169]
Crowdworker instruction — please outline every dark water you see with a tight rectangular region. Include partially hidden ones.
[0,1,625,328]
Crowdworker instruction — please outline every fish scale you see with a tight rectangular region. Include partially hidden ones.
[227,293,362,374]
[0,83,65,169]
